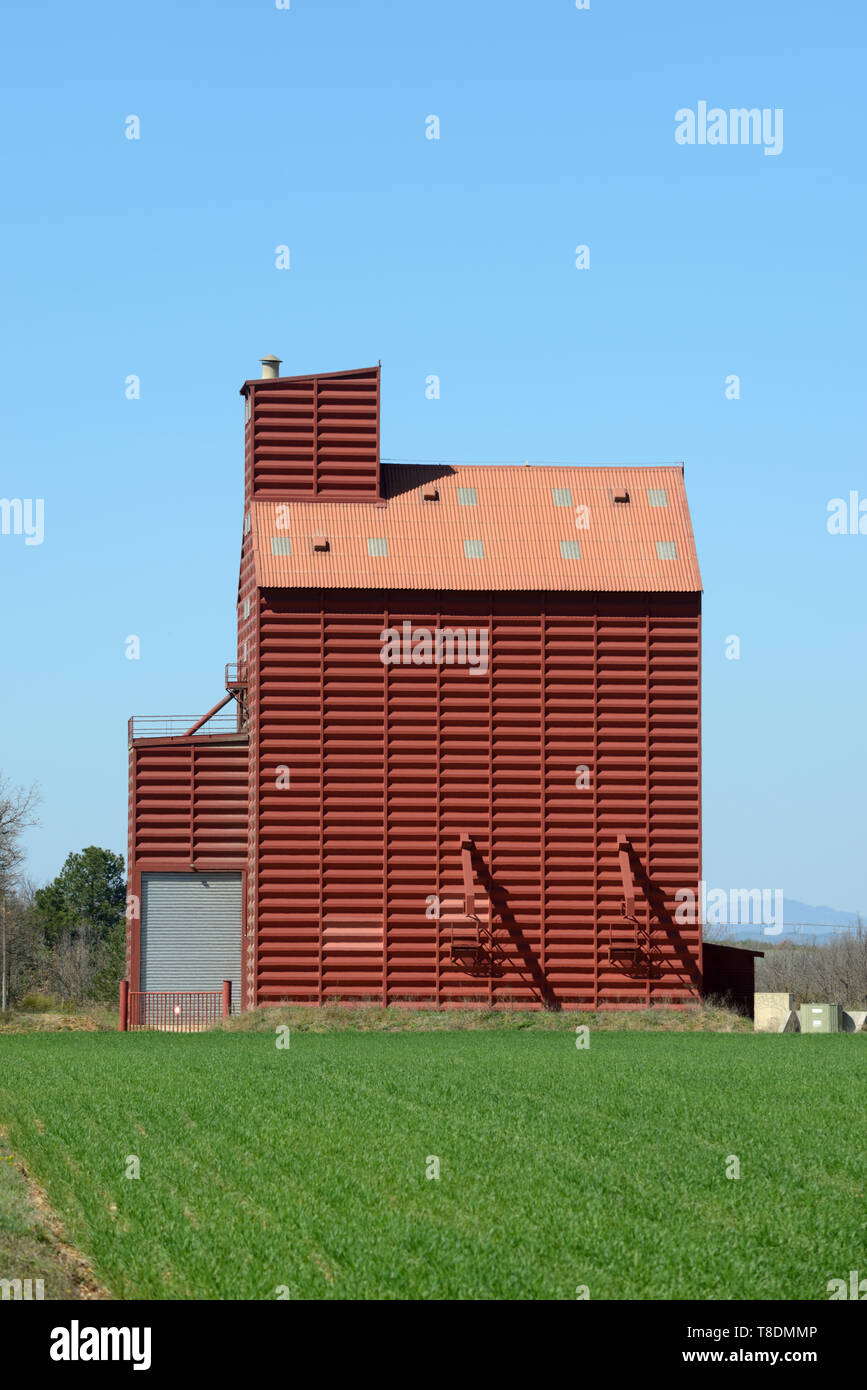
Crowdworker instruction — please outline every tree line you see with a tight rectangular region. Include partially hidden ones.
[754,933,867,1009]
[1,773,125,1009]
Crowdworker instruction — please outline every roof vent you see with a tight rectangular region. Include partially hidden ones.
[421,485,439,501]
[312,535,329,552]
[260,354,282,380]
[613,488,630,504]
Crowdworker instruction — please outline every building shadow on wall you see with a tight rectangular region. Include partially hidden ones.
[471,856,562,1011]
[381,463,457,500]
[631,862,701,996]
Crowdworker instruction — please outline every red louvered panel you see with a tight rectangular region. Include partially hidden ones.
[127,737,250,992]
[595,615,650,1006]
[133,745,195,867]
[385,600,440,1004]
[544,612,597,1006]
[648,614,702,998]
[192,749,250,862]
[132,740,249,867]
[241,390,261,1008]
[436,596,494,1006]
[321,612,385,1000]
[252,590,701,1009]
[256,604,322,1002]
[487,608,544,1007]
[245,366,380,502]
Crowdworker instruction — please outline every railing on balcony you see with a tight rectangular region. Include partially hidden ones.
[128,709,240,741]
[225,661,248,690]
[129,663,250,741]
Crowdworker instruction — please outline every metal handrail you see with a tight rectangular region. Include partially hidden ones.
[120,981,232,1031]
[225,661,248,688]
[128,711,241,740]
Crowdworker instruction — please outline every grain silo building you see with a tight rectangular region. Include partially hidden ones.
[127,360,712,1013]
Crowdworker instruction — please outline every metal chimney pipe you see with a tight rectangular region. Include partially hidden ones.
[260,355,282,379]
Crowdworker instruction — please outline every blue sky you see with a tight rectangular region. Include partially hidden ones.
[1,0,864,913]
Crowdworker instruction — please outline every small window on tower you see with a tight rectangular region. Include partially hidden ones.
[656,541,677,559]
[552,488,573,508]
[457,487,478,506]
[560,540,581,559]
[271,537,291,555]
[463,539,484,558]
[368,537,388,556]
[647,488,668,507]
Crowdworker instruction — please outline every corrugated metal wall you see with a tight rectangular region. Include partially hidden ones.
[242,393,261,1008]
[245,366,380,501]
[127,736,249,992]
[141,871,242,1008]
[252,588,701,1008]
[131,738,249,867]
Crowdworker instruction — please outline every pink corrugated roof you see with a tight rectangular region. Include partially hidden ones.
[251,464,702,592]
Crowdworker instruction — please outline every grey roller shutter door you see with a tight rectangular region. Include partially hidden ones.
[141,872,242,1011]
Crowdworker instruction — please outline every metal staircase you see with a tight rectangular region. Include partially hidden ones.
[605,832,653,970]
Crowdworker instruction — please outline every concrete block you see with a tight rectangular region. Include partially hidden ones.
[755,992,794,1032]
[842,1010,867,1032]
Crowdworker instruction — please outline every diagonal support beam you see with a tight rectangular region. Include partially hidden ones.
[616,832,636,919]
[184,691,235,737]
[459,829,477,918]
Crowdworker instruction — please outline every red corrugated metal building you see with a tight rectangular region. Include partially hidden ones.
[127,359,709,1011]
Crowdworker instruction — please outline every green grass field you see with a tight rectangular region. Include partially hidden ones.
[0,1030,863,1300]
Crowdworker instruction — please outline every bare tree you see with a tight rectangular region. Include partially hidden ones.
[1,879,45,1002]
[0,774,40,878]
[46,932,105,1005]
[0,774,41,1010]
[756,933,867,1008]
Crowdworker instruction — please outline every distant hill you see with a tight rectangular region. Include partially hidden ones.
[705,898,863,945]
